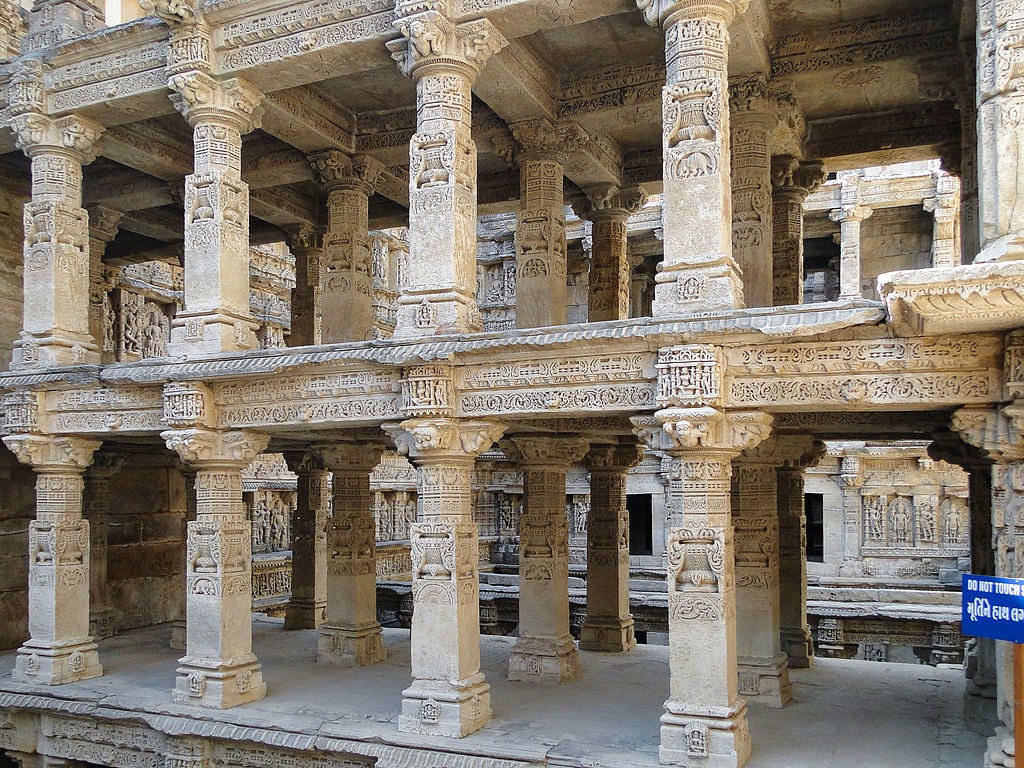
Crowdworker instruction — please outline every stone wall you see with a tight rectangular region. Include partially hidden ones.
[860,206,933,299]
[0,446,35,651]
[105,458,185,633]
[0,186,25,370]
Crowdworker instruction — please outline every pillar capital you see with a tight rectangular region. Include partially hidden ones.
[739,434,825,468]
[952,404,1024,463]
[284,222,325,253]
[160,427,269,469]
[829,204,872,224]
[309,150,384,196]
[168,70,263,134]
[578,184,648,220]
[387,8,507,81]
[10,113,104,164]
[2,434,101,472]
[510,118,575,164]
[632,407,772,455]
[310,441,388,474]
[584,441,644,471]
[637,0,747,28]
[728,72,775,120]
[771,155,826,197]
[501,435,589,467]
[386,417,505,463]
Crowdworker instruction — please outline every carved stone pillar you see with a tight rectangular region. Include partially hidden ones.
[161,415,270,708]
[638,0,746,315]
[84,452,125,640]
[976,0,1024,262]
[732,442,788,707]
[580,442,643,652]
[169,467,197,651]
[311,442,387,665]
[24,0,102,51]
[1,431,102,685]
[837,455,864,577]
[502,436,589,682]
[775,438,824,669]
[388,5,507,336]
[308,152,384,342]
[386,416,505,737]
[770,156,826,306]
[282,452,329,630]
[633,406,772,768]
[829,180,872,299]
[285,225,323,347]
[951,401,1024,767]
[9,112,103,369]
[580,185,648,322]
[924,174,961,269]
[955,55,979,264]
[86,205,122,364]
[729,74,775,309]
[511,119,569,328]
[167,71,263,355]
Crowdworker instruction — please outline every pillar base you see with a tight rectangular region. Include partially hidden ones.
[169,620,186,651]
[508,635,580,683]
[11,332,100,370]
[317,623,385,666]
[89,605,116,641]
[285,599,326,630]
[579,617,636,652]
[780,626,814,669]
[660,700,751,768]
[737,654,791,707]
[398,675,492,738]
[393,292,481,338]
[984,727,1014,767]
[172,655,266,709]
[651,257,744,317]
[169,312,259,356]
[12,640,102,685]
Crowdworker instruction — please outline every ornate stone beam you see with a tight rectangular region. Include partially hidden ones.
[770,9,956,79]
[474,37,559,125]
[261,86,357,155]
[805,103,960,169]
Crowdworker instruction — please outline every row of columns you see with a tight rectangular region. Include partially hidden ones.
[3,405,827,765]
[7,0,854,375]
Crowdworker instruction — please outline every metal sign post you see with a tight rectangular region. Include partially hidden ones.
[963,574,1024,761]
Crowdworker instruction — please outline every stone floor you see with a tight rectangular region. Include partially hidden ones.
[0,618,989,768]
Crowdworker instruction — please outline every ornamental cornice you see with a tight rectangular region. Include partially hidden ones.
[168,70,262,132]
[879,261,1024,337]
[385,417,505,461]
[161,427,269,467]
[9,112,104,163]
[2,433,101,472]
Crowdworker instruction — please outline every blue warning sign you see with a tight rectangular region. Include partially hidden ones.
[962,574,1024,643]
